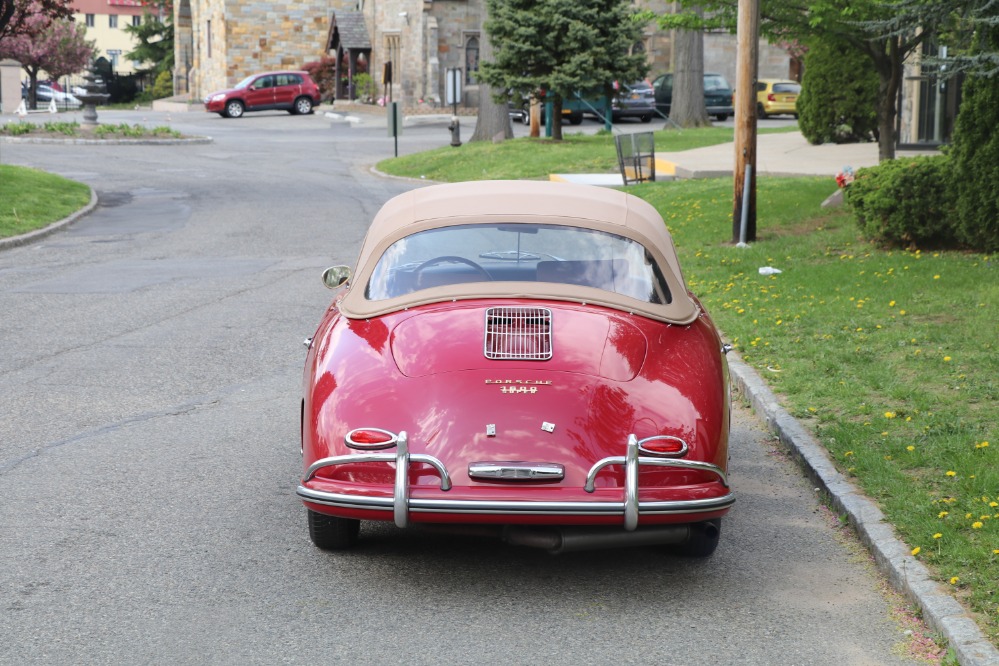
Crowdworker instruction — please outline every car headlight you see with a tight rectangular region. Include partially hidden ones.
[210,93,226,102]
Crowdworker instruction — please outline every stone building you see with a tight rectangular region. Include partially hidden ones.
[175,0,792,109]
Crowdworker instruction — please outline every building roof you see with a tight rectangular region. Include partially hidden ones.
[326,11,371,53]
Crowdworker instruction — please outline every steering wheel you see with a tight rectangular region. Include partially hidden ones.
[413,256,493,287]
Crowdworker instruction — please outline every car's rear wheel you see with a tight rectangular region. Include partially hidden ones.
[293,96,314,115]
[224,100,244,118]
[714,113,729,121]
[673,519,721,557]
[567,112,583,125]
[640,114,652,123]
[757,103,769,120]
[307,509,360,550]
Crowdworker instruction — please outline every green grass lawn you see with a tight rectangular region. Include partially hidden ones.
[0,164,91,238]
[380,134,998,646]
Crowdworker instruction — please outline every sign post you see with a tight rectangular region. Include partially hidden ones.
[445,68,463,147]
[387,101,402,157]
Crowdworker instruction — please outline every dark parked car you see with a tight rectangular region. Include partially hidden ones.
[203,70,321,118]
[653,73,734,121]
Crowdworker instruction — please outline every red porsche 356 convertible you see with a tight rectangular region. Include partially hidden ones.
[299,180,733,556]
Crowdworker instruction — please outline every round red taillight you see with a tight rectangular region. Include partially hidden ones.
[345,428,398,450]
[637,435,688,458]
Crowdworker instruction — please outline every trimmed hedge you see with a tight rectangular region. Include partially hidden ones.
[844,156,957,249]
[797,38,879,145]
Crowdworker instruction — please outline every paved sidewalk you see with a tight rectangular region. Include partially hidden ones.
[554,131,941,185]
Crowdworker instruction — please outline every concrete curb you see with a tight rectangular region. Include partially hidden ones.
[0,136,212,145]
[0,187,98,252]
[727,352,999,666]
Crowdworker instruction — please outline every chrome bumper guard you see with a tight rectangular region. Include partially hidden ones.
[299,432,732,530]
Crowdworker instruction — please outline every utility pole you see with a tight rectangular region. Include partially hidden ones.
[733,0,759,243]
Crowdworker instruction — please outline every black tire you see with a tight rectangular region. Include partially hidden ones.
[224,99,244,119]
[567,112,583,125]
[307,509,360,550]
[294,96,314,115]
[714,113,728,121]
[757,103,769,120]
[640,114,652,123]
[674,519,721,557]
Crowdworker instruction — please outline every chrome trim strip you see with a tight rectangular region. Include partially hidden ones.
[584,456,729,493]
[624,435,639,531]
[296,488,736,517]
[394,432,409,527]
[300,430,731,528]
[468,461,565,481]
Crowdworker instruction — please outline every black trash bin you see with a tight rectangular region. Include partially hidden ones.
[615,132,656,185]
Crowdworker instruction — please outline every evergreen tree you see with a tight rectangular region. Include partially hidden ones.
[479,0,647,140]
[123,10,173,75]
[949,22,999,252]
[797,37,879,145]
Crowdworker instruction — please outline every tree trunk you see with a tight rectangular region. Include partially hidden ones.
[876,39,903,162]
[471,12,513,143]
[670,6,710,128]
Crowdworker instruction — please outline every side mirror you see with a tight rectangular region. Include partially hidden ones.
[322,265,352,290]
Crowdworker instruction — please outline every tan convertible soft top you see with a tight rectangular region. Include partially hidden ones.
[338,180,700,325]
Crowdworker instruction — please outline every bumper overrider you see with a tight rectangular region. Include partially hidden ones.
[298,432,734,530]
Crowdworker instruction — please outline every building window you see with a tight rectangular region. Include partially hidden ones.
[85,14,94,27]
[109,14,118,28]
[207,19,212,58]
[385,34,400,83]
[465,35,479,85]
[132,15,141,27]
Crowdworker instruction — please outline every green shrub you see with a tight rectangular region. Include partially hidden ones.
[844,155,957,248]
[150,70,173,100]
[303,56,337,101]
[797,38,879,145]
[948,27,999,253]
[2,122,35,135]
[352,72,376,102]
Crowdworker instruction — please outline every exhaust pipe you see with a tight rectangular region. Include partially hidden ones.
[503,525,691,554]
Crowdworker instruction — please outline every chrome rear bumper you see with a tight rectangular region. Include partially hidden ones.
[298,432,733,530]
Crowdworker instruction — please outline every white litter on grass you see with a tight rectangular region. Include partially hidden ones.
[759,266,783,275]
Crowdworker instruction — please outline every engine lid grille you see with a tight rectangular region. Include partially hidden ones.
[484,306,553,360]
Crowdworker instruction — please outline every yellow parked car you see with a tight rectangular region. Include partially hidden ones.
[755,79,800,119]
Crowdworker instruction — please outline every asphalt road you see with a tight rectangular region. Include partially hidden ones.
[0,109,917,665]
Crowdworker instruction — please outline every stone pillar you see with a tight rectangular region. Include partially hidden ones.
[0,60,23,114]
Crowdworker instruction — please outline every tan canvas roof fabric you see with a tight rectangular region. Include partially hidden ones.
[338,180,700,324]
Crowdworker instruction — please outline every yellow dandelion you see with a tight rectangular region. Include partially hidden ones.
[934,275,941,280]
[844,451,854,457]
[946,471,957,477]
[906,446,915,452]
[911,546,921,556]
[973,522,984,529]
[944,356,952,362]
[950,577,960,585]
[889,300,896,307]
[933,533,942,539]
[939,511,949,518]
[884,411,896,419]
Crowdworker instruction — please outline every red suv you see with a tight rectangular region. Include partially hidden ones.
[204,71,321,118]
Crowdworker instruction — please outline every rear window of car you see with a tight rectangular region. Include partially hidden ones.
[704,75,730,91]
[772,83,801,94]
[365,223,672,305]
